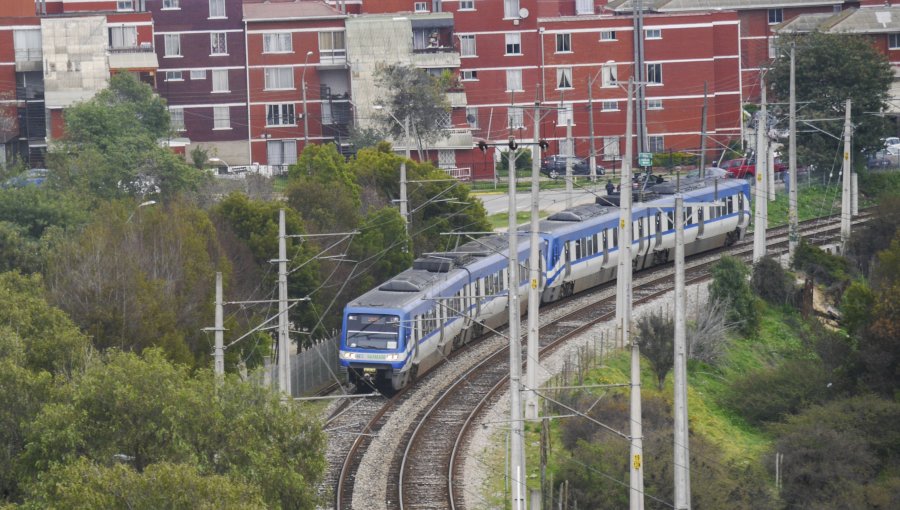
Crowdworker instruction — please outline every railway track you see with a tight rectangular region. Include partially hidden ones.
[332,211,871,510]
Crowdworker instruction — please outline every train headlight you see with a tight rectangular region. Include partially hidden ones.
[385,353,404,361]
[340,351,356,360]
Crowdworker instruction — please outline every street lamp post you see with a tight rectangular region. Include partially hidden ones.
[301,51,314,148]
[374,105,410,236]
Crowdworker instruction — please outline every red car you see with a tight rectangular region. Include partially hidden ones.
[721,157,787,178]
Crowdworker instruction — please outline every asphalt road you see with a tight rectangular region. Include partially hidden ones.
[474,185,611,217]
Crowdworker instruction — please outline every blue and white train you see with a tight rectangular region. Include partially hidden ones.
[339,177,751,392]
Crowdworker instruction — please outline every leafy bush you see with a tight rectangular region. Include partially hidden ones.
[791,239,850,288]
[636,313,675,389]
[724,359,831,426]
[751,256,796,306]
[652,151,696,168]
[710,256,759,336]
[769,396,900,509]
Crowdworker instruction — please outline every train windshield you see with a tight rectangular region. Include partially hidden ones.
[345,314,401,350]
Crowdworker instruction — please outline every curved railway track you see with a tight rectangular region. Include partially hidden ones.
[332,211,871,510]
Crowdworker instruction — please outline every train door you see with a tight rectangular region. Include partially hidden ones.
[637,217,645,253]
[737,193,745,222]
[654,212,662,247]
[698,205,705,236]
[602,229,609,264]
[564,239,572,277]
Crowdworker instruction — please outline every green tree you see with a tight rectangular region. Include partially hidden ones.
[373,64,452,158]
[858,237,900,394]
[710,256,759,336]
[347,206,413,293]
[213,193,325,341]
[49,73,204,199]
[770,33,893,172]
[286,144,361,235]
[847,196,900,276]
[770,395,900,509]
[45,200,227,365]
[20,459,265,510]
[636,312,675,390]
[496,148,533,176]
[17,349,326,510]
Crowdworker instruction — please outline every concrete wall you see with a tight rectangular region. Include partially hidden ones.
[41,16,108,109]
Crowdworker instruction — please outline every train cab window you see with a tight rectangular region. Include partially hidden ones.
[575,239,582,259]
[685,207,693,225]
[667,211,675,230]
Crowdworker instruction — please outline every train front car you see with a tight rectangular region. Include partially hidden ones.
[340,308,410,393]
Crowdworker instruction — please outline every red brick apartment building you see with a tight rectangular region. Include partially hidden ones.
[4,1,899,176]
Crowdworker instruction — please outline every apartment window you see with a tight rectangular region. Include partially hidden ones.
[190,69,206,80]
[648,135,664,153]
[264,33,292,53]
[556,33,572,53]
[460,35,476,57]
[319,31,346,63]
[267,104,296,126]
[165,70,183,81]
[601,100,618,111]
[647,98,663,110]
[461,70,478,81]
[576,0,593,15]
[600,30,616,41]
[267,140,297,166]
[117,1,134,11]
[109,26,137,49]
[209,0,225,18]
[601,63,617,87]
[210,32,227,55]
[212,70,229,92]
[556,68,573,90]
[647,63,662,84]
[768,8,783,24]
[466,107,478,128]
[164,34,181,57]
[506,69,523,91]
[558,103,573,126]
[460,0,475,10]
[768,37,777,59]
[645,28,661,40]
[890,34,900,50]
[508,107,524,129]
[415,2,428,12]
[169,107,184,131]
[162,0,180,8]
[504,0,520,19]
[603,136,620,160]
[264,67,294,90]
[505,33,521,55]
[13,29,41,61]
[214,106,230,129]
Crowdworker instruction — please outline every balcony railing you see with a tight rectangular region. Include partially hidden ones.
[108,45,155,54]
[14,48,42,62]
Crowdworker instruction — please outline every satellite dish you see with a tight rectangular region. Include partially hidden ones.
[519,7,529,18]
[466,114,476,123]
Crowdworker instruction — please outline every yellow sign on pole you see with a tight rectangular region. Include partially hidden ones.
[633,454,641,470]
[531,279,537,289]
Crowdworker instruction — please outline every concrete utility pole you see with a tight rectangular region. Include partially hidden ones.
[699,81,708,178]
[841,98,852,251]
[214,271,225,382]
[752,73,768,263]
[526,102,541,421]
[673,195,691,510]
[277,209,292,396]
[767,142,777,202]
[852,172,859,216]
[401,115,411,236]
[618,78,645,510]
[506,142,527,510]
[566,112,574,208]
[788,44,799,260]
[633,0,647,153]
[588,76,598,182]
[301,51,314,147]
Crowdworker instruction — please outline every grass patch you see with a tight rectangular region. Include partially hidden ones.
[859,169,900,198]
[487,211,549,230]
[765,183,842,227]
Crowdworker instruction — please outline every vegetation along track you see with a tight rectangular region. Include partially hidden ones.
[332,210,871,510]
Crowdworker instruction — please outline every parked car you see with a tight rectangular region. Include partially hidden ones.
[867,149,898,169]
[540,155,605,179]
[883,136,900,148]
[721,157,787,178]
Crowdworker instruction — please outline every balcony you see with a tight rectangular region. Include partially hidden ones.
[108,44,159,71]
[434,128,473,149]
[15,48,42,72]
